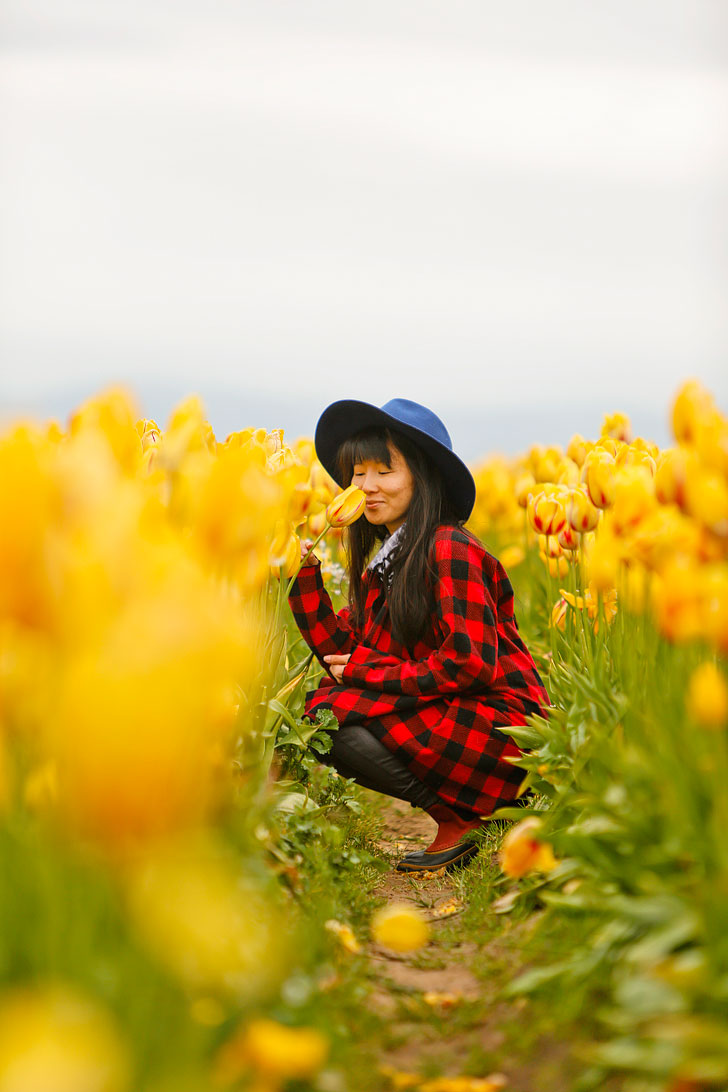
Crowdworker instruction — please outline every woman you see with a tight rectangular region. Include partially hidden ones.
[288,398,549,873]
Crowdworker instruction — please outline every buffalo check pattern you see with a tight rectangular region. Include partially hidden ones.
[288,525,549,817]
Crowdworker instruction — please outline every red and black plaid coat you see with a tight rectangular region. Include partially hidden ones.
[288,524,549,817]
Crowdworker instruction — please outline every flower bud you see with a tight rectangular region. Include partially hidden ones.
[325,485,366,528]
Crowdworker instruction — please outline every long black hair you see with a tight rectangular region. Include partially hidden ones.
[335,427,461,649]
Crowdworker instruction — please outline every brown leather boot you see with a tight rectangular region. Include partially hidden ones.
[395,803,484,873]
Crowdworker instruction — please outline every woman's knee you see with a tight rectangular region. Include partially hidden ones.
[329,723,374,770]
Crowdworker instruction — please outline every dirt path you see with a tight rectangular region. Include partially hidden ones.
[361,796,595,1092]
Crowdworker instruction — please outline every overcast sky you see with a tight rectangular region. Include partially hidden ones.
[1,1,726,457]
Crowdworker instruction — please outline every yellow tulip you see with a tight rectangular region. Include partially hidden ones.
[46,563,255,849]
[610,468,657,536]
[601,411,632,442]
[126,838,286,1000]
[164,395,217,462]
[269,522,301,580]
[514,471,537,508]
[615,445,656,476]
[556,458,581,487]
[540,553,570,578]
[0,985,129,1092]
[0,426,61,634]
[550,598,569,630]
[325,484,366,527]
[694,410,728,477]
[310,459,338,498]
[527,488,567,536]
[566,433,591,468]
[371,904,430,953]
[499,817,558,879]
[595,435,623,458]
[557,523,579,553]
[498,544,525,570]
[566,486,601,533]
[69,388,142,475]
[686,662,728,728]
[700,567,728,653]
[582,449,617,509]
[671,379,716,445]
[325,919,362,954]
[684,466,728,536]
[216,1019,329,1086]
[532,446,563,483]
[655,447,693,508]
[651,560,705,643]
[307,509,328,538]
[585,520,623,593]
[538,534,562,559]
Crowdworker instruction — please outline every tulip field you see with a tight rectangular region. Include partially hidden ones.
[0,381,727,1092]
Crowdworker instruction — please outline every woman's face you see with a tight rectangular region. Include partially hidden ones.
[351,442,415,534]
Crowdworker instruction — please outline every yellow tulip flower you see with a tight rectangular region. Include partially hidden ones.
[610,468,657,536]
[126,838,286,1001]
[686,662,728,728]
[527,488,567,536]
[216,1019,329,1086]
[566,433,591,468]
[582,449,617,509]
[325,484,366,527]
[684,466,728,536]
[0,985,130,1092]
[601,411,632,442]
[371,904,430,953]
[499,817,558,879]
[566,486,601,533]
[671,379,716,445]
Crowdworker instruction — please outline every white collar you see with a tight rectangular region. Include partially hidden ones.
[367,524,405,576]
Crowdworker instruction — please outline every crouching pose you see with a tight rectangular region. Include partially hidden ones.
[288,398,549,873]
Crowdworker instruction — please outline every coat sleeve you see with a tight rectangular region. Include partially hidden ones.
[288,562,359,663]
[340,529,498,695]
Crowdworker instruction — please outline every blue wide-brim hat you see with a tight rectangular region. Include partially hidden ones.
[314,398,476,521]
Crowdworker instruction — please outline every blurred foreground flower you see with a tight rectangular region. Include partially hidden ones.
[686,662,728,728]
[45,563,255,849]
[125,838,286,1002]
[215,1018,328,1088]
[324,919,362,954]
[0,984,129,1092]
[419,1078,507,1092]
[371,904,430,953]
[499,818,558,879]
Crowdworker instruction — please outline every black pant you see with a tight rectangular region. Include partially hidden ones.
[324,722,440,811]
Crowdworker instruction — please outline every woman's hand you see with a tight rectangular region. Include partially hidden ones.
[323,653,351,683]
[299,538,320,567]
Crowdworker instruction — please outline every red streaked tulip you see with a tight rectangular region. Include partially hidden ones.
[566,486,601,533]
[325,485,366,528]
[527,488,567,536]
[582,450,617,509]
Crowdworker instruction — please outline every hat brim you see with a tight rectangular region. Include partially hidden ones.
[314,400,476,521]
